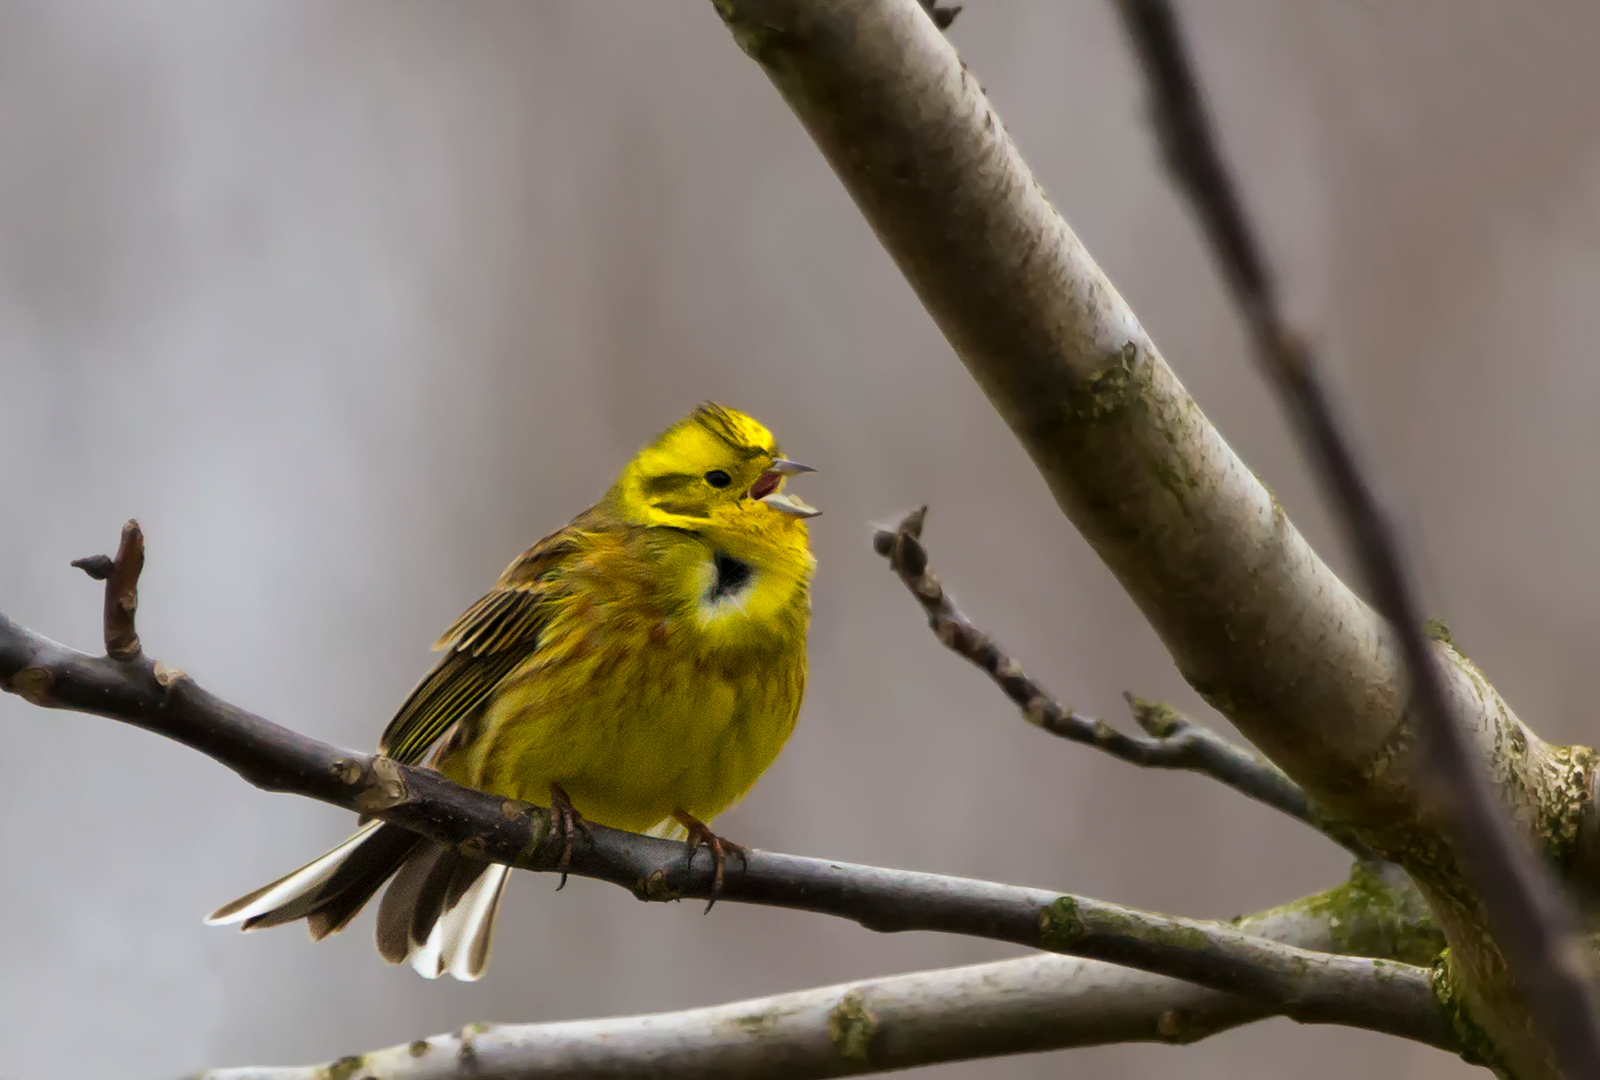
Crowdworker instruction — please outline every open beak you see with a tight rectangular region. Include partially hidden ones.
[750,459,821,518]
[760,492,821,518]
[767,459,816,476]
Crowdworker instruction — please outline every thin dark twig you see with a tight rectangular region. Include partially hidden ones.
[915,0,962,31]
[0,526,1452,1049]
[873,508,1376,862]
[1111,0,1600,1072]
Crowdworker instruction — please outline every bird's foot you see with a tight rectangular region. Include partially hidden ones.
[548,783,590,890]
[672,809,748,911]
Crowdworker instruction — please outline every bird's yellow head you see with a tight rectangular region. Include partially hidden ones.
[610,403,818,566]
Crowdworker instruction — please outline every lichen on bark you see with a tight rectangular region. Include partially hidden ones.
[1250,862,1447,968]
[1431,950,1508,1073]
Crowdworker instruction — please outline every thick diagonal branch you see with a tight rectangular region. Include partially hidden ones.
[190,866,1447,1080]
[873,506,1374,861]
[1111,1,1600,1074]
[0,586,1446,1047]
[706,2,1594,1076]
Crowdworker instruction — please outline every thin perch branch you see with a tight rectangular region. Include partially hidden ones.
[1111,0,1600,1074]
[0,527,1448,1049]
[873,506,1375,860]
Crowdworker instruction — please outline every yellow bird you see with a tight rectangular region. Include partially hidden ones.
[208,404,817,980]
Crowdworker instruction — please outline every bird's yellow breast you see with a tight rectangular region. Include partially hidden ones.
[442,525,812,835]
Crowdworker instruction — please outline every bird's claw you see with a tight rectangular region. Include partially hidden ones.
[672,810,747,911]
[548,783,590,890]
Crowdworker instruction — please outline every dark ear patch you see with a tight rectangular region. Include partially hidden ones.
[642,473,696,496]
[748,471,780,501]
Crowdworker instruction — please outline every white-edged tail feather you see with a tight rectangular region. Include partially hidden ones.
[409,910,447,979]
[442,863,509,981]
[206,821,387,927]
[406,862,509,981]
[211,826,511,982]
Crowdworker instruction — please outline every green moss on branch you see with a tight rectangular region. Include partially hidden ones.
[1252,863,1447,968]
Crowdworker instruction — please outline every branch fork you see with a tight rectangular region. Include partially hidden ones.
[873,506,1377,860]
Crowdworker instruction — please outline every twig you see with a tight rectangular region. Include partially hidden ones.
[1110,0,1600,1073]
[0,529,1447,1047]
[873,507,1376,861]
[915,0,961,31]
[72,519,144,659]
[189,868,1448,1080]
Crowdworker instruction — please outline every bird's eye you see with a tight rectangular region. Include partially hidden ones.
[704,469,732,489]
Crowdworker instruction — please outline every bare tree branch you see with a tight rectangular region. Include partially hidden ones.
[706,1,1594,1074]
[873,506,1377,862]
[177,959,1319,1080]
[192,866,1451,1080]
[1109,1,1600,1075]
[1,527,1449,1052]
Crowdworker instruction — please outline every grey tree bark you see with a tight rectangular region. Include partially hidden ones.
[706,0,1599,1076]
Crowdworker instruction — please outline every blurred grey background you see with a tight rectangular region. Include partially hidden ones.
[1,2,1594,1077]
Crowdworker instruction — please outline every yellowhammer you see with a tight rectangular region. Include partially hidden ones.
[208,404,817,980]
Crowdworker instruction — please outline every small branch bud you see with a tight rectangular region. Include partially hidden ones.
[70,555,115,581]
